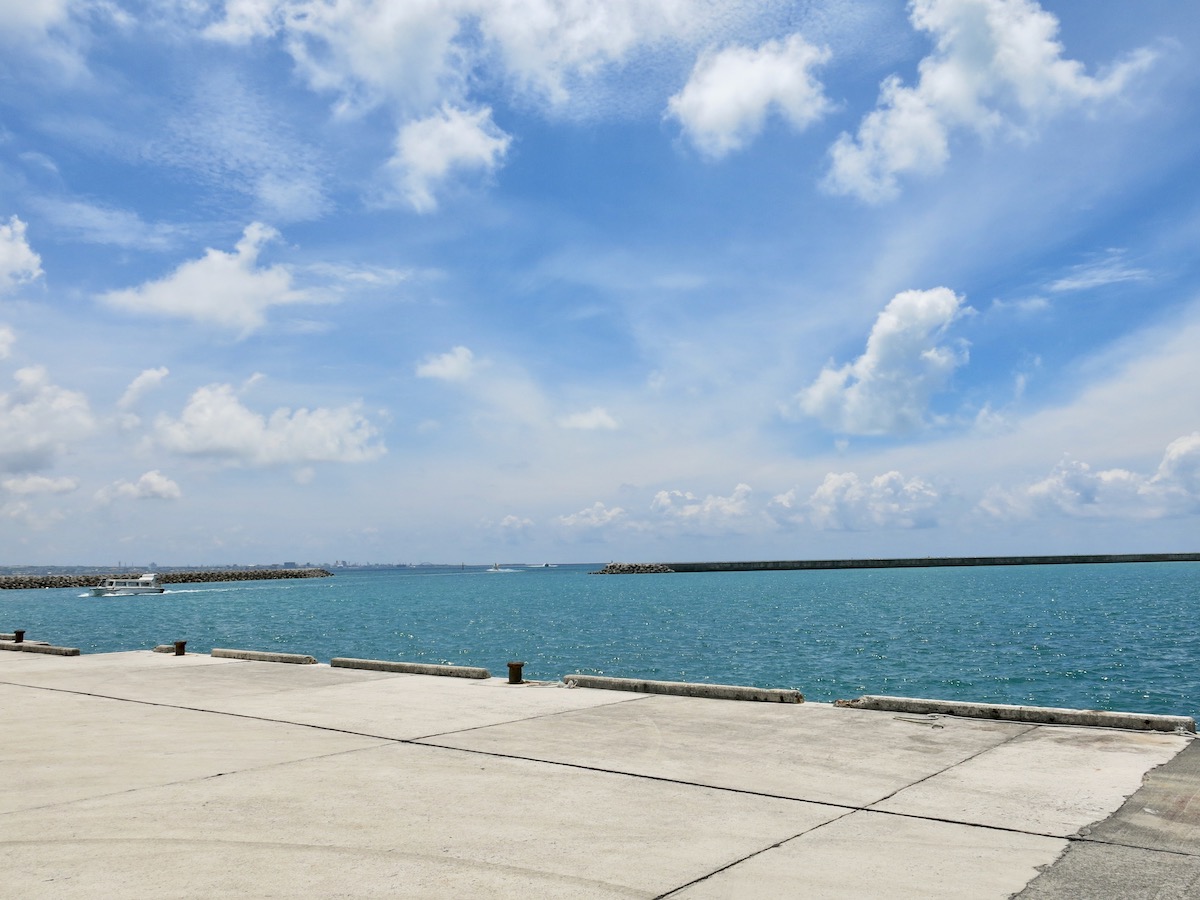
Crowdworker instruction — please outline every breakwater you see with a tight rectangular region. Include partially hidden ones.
[0,568,333,590]
[593,552,1200,574]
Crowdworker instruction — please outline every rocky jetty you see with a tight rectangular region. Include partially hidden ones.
[590,562,676,575]
[0,568,333,590]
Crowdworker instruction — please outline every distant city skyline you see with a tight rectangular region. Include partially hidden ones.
[1,1,1198,565]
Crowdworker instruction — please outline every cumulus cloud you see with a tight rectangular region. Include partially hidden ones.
[492,513,535,541]
[118,367,170,410]
[667,33,831,159]
[777,470,940,530]
[206,1,694,113]
[155,383,384,467]
[94,470,182,504]
[100,223,318,333]
[477,0,696,107]
[1,474,78,495]
[557,406,618,430]
[386,105,511,212]
[416,345,477,382]
[559,501,625,529]
[825,0,1154,202]
[0,366,94,473]
[0,216,43,292]
[797,287,969,435]
[651,483,752,527]
[981,434,1200,520]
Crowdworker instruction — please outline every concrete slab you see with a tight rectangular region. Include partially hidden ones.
[1,651,645,740]
[424,693,1033,807]
[3,651,1195,898]
[872,724,1191,835]
[0,683,386,814]
[0,740,842,899]
[672,811,1067,900]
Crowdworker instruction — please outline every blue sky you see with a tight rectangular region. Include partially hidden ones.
[1,0,1198,565]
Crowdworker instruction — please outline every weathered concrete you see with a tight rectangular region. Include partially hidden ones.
[331,656,491,679]
[838,694,1196,733]
[211,647,318,664]
[564,672,802,702]
[0,639,79,656]
[1,649,1196,898]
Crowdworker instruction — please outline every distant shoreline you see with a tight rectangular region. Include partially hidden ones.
[594,553,1200,574]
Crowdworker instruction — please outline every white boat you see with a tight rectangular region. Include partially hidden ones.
[90,573,165,596]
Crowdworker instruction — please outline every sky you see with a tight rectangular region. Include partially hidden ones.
[1,0,1199,566]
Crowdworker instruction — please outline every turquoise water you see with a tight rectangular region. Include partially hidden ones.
[3,562,1198,718]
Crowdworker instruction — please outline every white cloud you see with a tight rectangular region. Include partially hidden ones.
[0,216,43,292]
[825,0,1155,202]
[203,0,279,43]
[667,33,831,159]
[0,366,94,473]
[416,345,477,382]
[651,483,752,526]
[94,470,182,504]
[797,287,969,435]
[118,367,169,410]
[791,470,941,530]
[33,198,181,250]
[558,501,625,529]
[477,0,694,107]
[497,513,534,534]
[155,383,385,467]
[0,324,14,359]
[1,474,78,495]
[1048,250,1150,293]
[0,0,94,76]
[386,105,512,212]
[557,406,618,430]
[100,223,318,333]
[981,434,1200,520]
[226,0,467,116]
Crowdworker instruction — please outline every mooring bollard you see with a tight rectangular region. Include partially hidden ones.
[174,640,187,656]
[507,661,525,684]
[13,630,24,644]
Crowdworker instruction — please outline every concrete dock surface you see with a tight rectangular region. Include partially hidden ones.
[2,648,1197,898]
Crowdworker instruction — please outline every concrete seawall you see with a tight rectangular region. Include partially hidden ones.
[594,552,1200,574]
[0,568,333,590]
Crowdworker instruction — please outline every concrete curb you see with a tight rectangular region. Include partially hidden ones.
[563,674,803,703]
[211,648,318,665]
[836,695,1197,733]
[331,657,491,679]
[0,640,80,656]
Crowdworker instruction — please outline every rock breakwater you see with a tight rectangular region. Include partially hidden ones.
[0,568,333,590]
[591,563,676,574]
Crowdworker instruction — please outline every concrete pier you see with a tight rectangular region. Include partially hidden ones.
[1,647,1196,897]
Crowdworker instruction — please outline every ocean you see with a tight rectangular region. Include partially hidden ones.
[3,561,1198,718]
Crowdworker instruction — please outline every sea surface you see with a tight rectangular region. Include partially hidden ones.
[3,562,1198,718]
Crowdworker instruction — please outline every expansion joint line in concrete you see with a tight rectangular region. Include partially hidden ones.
[652,806,861,899]
[408,691,656,743]
[863,721,1037,811]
